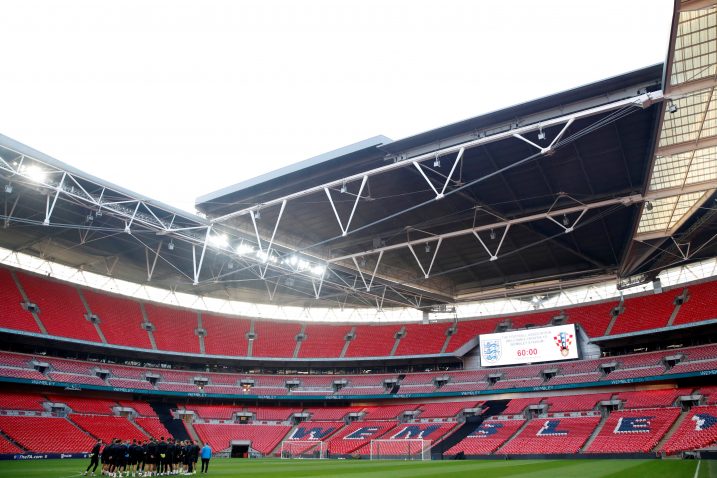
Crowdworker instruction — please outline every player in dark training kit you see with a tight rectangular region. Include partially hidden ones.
[83,439,102,475]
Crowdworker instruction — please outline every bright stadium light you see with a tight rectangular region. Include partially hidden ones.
[311,265,326,276]
[209,233,229,248]
[24,165,48,183]
[236,243,254,255]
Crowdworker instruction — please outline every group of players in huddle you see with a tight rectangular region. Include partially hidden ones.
[84,436,210,476]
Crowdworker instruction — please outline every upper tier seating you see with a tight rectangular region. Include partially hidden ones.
[497,416,601,454]
[201,313,250,357]
[394,323,449,356]
[248,406,300,421]
[673,281,717,325]
[0,416,95,453]
[251,321,301,358]
[82,289,151,349]
[17,272,100,342]
[563,301,616,337]
[3,267,717,359]
[344,324,401,358]
[47,395,117,414]
[144,303,200,354]
[444,419,525,455]
[183,404,241,420]
[0,269,40,333]
[194,423,291,454]
[298,324,352,358]
[585,408,681,453]
[118,400,157,417]
[71,414,149,443]
[661,405,717,455]
[610,292,679,335]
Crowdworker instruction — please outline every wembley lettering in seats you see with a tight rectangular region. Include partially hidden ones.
[345,427,381,440]
[693,413,717,431]
[469,422,503,437]
[614,416,654,433]
[537,420,569,436]
[479,324,579,367]
[390,425,440,440]
[289,425,338,440]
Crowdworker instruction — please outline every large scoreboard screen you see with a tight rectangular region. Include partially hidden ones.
[479,324,579,367]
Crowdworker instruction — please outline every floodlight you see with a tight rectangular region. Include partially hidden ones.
[562,214,569,226]
[4,183,12,194]
[340,181,347,193]
[24,165,48,183]
[167,240,175,251]
[645,201,653,211]
[209,233,229,248]
[311,265,326,276]
[253,210,261,220]
[236,243,254,255]
[433,157,441,168]
[489,229,496,240]
[537,129,546,140]
[425,243,431,253]
[668,102,678,114]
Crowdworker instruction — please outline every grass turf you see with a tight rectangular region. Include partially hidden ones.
[0,458,714,478]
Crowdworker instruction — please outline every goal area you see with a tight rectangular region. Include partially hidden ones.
[369,439,432,460]
[279,440,327,459]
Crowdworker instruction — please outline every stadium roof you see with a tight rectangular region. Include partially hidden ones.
[0,1,715,311]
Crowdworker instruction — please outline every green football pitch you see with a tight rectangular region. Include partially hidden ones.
[0,458,716,478]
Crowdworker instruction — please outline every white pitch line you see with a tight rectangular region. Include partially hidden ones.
[693,459,701,478]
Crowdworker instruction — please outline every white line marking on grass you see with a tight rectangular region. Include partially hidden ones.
[694,460,701,478]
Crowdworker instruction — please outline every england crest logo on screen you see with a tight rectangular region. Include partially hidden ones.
[482,340,502,364]
[554,331,573,357]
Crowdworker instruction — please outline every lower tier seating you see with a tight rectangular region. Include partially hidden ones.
[497,416,601,455]
[193,423,291,454]
[445,419,525,455]
[70,414,149,443]
[661,405,717,455]
[585,408,681,453]
[0,416,95,453]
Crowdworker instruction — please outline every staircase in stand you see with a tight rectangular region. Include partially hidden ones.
[149,401,191,441]
[432,399,509,458]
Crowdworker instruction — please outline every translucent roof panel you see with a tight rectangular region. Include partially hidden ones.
[670,7,717,87]
[636,190,710,236]
[658,87,716,148]
[650,146,717,191]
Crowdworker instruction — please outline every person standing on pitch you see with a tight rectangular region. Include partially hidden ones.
[84,439,102,475]
[199,443,211,473]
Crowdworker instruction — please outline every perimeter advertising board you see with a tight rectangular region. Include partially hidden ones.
[479,324,578,367]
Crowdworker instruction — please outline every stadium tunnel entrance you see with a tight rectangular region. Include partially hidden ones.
[231,441,251,458]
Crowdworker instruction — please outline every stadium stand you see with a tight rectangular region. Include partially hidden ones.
[193,423,292,454]
[497,416,601,455]
[444,419,525,456]
[661,405,717,455]
[585,408,681,453]
[362,404,419,420]
[82,289,151,349]
[251,320,301,358]
[305,407,360,421]
[118,400,157,417]
[182,404,240,420]
[502,398,543,416]
[610,292,678,335]
[0,391,46,411]
[543,393,612,413]
[325,421,398,455]
[0,416,95,453]
[202,313,251,356]
[0,435,23,454]
[0,268,40,333]
[248,406,300,421]
[47,395,117,414]
[344,324,402,357]
[563,302,615,338]
[298,324,352,358]
[144,303,200,354]
[134,417,172,439]
[17,272,100,342]
[615,389,689,409]
[394,323,449,356]
[70,414,148,443]
[673,281,717,325]
[444,318,501,353]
